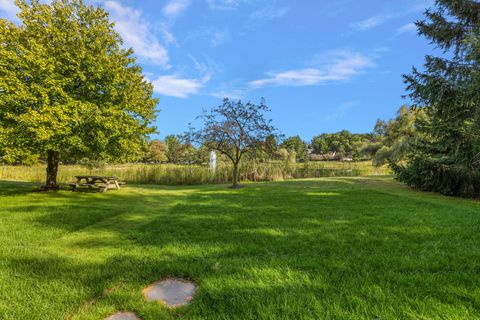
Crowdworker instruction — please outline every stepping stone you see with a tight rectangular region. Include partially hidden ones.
[105,312,140,320]
[143,278,196,308]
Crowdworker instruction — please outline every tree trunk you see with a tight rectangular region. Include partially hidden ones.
[232,162,239,187]
[44,150,60,190]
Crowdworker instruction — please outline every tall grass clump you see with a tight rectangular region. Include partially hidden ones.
[0,161,390,186]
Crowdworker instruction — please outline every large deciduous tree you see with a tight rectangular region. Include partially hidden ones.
[186,98,278,188]
[0,0,157,190]
[398,0,480,196]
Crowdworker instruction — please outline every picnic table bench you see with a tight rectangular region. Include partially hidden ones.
[69,176,124,192]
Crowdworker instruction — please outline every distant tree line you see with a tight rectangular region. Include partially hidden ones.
[143,135,209,165]
[140,107,423,166]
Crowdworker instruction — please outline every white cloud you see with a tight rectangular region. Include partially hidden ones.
[163,0,190,17]
[411,0,434,11]
[352,0,434,32]
[104,1,169,68]
[0,0,19,21]
[210,30,230,47]
[1,0,173,67]
[352,14,391,31]
[152,61,213,98]
[397,22,417,34]
[151,57,217,98]
[158,23,178,46]
[249,5,289,22]
[207,0,289,26]
[325,101,359,121]
[250,69,324,88]
[210,89,244,100]
[152,75,206,98]
[206,0,243,10]
[249,51,375,89]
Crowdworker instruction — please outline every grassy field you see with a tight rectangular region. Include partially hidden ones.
[1,177,479,319]
[0,161,390,186]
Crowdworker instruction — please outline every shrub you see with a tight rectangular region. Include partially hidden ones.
[391,158,480,197]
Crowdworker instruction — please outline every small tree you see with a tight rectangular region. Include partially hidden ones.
[288,149,297,164]
[0,0,157,189]
[164,135,183,163]
[145,140,168,163]
[275,148,289,161]
[186,98,278,188]
[263,134,278,160]
[280,136,307,161]
[372,106,427,166]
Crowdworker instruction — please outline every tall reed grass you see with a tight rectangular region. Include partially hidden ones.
[0,161,391,186]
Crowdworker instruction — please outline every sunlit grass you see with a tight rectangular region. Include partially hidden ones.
[0,177,479,319]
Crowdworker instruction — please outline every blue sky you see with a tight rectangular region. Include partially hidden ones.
[0,0,435,141]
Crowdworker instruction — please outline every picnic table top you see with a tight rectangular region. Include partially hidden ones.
[70,176,122,193]
[75,175,119,180]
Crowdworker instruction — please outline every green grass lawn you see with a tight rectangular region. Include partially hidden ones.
[0,177,479,319]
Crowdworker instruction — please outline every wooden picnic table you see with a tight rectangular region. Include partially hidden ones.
[69,175,121,192]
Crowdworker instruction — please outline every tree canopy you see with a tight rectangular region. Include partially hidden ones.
[0,0,157,188]
[372,106,427,166]
[164,135,184,164]
[311,130,375,160]
[144,140,168,163]
[186,98,278,187]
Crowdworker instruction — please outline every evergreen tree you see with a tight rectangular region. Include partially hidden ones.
[400,0,480,196]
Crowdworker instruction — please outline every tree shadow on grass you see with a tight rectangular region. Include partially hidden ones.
[0,180,42,196]
[2,179,480,319]
[4,241,479,319]
[124,182,480,318]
